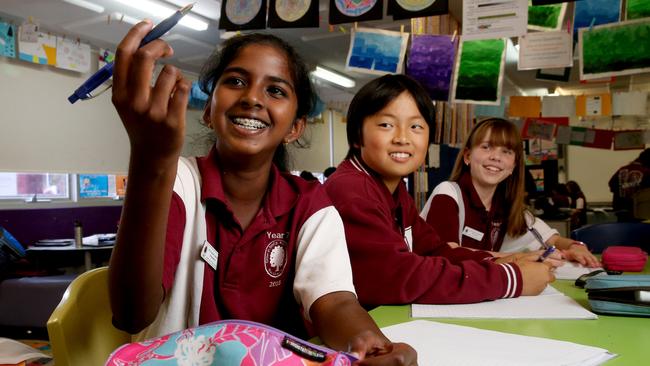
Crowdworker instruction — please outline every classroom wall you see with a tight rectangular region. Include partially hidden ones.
[0,55,206,174]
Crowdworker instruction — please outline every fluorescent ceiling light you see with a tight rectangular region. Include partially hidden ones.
[63,0,105,13]
[311,66,355,88]
[112,0,209,31]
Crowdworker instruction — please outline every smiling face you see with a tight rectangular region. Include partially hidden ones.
[203,43,304,166]
[464,128,516,192]
[359,91,429,192]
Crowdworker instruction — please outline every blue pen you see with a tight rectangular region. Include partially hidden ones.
[68,3,194,104]
[537,245,556,262]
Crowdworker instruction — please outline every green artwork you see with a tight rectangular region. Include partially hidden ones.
[627,0,650,20]
[528,4,563,30]
[581,20,650,78]
[454,39,505,103]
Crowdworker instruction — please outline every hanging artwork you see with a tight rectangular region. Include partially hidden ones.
[18,29,56,65]
[388,0,448,21]
[219,0,267,31]
[56,37,91,73]
[580,19,650,80]
[268,0,319,28]
[0,22,16,58]
[532,0,577,4]
[451,38,506,105]
[626,0,650,20]
[98,48,115,69]
[574,0,621,41]
[346,27,409,75]
[406,34,456,101]
[528,3,567,31]
[329,0,383,25]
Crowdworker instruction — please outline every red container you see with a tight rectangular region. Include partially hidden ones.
[602,246,648,272]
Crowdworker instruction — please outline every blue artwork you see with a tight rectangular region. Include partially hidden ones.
[79,175,109,198]
[346,28,409,75]
[574,0,621,41]
[0,22,16,58]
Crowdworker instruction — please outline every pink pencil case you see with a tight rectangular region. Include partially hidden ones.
[602,246,648,272]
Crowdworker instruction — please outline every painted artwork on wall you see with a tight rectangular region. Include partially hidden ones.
[346,27,409,75]
[388,0,448,21]
[18,29,56,65]
[626,0,650,20]
[574,0,621,41]
[219,0,267,30]
[406,34,456,101]
[268,0,319,28]
[56,37,91,73]
[580,19,650,80]
[451,38,506,105]
[528,3,567,31]
[0,22,16,58]
[98,48,115,69]
[329,0,383,25]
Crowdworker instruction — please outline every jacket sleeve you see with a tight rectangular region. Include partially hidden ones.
[333,187,522,307]
[425,194,462,244]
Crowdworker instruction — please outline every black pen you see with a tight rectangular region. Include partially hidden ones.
[68,3,195,104]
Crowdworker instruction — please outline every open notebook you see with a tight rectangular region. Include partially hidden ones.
[555,261,601,280]
[412,285,597,319]
[381,320,615,366]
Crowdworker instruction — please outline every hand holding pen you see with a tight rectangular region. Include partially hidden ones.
[68,3,194,104]
[537,245,556,262]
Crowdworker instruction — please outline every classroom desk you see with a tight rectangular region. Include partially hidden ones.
[369,265,650,366]
[27,243,113,272]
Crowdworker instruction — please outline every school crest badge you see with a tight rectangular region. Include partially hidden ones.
[264,238,288,278]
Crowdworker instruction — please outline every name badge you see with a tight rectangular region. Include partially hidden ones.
[462,226,484,242]
[200,240,218,271]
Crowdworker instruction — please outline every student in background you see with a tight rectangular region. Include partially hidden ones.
[609,148,650,222]
[566,180,587,229]
[324,75,554,308]
[108,23,414,365]
[299,170,319,181]
[422,118,599,268]
[324,166,337,179]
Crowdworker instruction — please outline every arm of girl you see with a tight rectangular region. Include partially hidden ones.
[108,21,190,333]
[547,235,601,268]
[310,292,417,366]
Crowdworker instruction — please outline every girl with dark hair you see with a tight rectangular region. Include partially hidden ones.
[325,75,554,308]
[108,22,415,365]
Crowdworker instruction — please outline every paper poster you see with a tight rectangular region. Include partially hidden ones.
[219,0,267,30]
[475,96,507,118]
[56,37,91,73]
[462,0,528,41]
[528,3,567,31]
[523,118,556,140]
[18,29,56,65]
[614,130,645,150]
[555,125,571,144]
[115,175,127,196]
[518,30,573,70]
[268,0,319,28]
[575,94,611,116]
[570,127,587,145]
[79,174,109,198]
[612,91,647,116]
[452,38,506,105]
[627,0,650,20]
[542,95,575,117]
[580,19,650,80]
[574,0,621,40]
[346,27,409,75]
[509,96,541,117]
[388,0,448,21]
[583,129,614,149]
[406,34,456,101]
[0,22,16,58]
[532,0,577,4]
[98,48,115,69]
[329,0,383,24]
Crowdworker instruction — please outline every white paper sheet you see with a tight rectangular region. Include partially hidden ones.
[555,261,600,280]
[518,31,573,70]
[462,0,528,41]
[0,338,52,364]
[411,285,597,319]
[612,91,648,116]
[381,320,616,366]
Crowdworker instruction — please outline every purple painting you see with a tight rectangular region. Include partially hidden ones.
[406,34,457,101]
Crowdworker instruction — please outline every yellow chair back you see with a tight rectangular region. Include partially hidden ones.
[47,267,131,366]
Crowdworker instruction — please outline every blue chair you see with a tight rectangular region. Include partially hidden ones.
[570,222,650,254]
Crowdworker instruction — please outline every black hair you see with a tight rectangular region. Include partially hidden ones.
[323,166,337,178]
[198,33,315,171]
[638,148,650,167]
[345,74,435,159]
